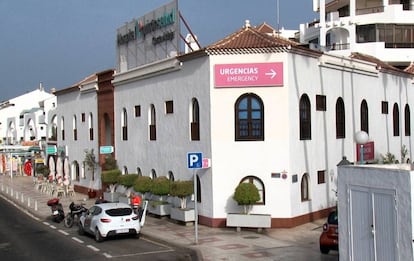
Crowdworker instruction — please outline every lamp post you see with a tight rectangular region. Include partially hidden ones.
[355,131,369,164]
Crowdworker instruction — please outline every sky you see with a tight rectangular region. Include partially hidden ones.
[0,0,316,101]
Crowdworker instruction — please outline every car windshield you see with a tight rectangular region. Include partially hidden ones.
[328,211,338,225]
[105,208,132,216]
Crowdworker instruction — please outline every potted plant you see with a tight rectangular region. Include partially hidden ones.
[170,180,194,223]
[118,174,139,204]
[227,182,271,232]
[101,169,121,202]
[35,164,50,178]
[84,149,98,198]
[148,176,171,217]
[133,176,153,200]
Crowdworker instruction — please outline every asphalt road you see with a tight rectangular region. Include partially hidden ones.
[0,196,197,260]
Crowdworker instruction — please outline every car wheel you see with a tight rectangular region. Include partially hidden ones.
[320,245,330,254]
[135,232,140,239]
[95,228,104,242]
[77,222,85,235]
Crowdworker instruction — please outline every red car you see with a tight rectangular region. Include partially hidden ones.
[319,210,338,254]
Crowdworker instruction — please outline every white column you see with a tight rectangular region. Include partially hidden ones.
[350,0,356,17]
[320,0,326,49]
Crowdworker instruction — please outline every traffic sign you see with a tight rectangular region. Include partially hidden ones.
[100,146,114,154]
[187,152,202,169]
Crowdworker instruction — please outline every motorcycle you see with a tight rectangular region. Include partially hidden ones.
[64,201,88,228]
[47,198,65,223]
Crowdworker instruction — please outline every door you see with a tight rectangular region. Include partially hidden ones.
[349,186,397,261]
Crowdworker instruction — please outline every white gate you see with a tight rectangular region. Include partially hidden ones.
[349,186,397,261]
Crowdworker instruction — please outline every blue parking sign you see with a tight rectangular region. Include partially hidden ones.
[187,152,202,169]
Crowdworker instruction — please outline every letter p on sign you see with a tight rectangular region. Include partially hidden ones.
[187,152,202,169]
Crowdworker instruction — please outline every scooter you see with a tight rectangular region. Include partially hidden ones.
[64,201,88,228]
[46,198,65,223]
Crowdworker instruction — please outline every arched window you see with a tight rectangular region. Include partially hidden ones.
[301,173,310,201]
[88,113,94,140]
[136,167,142,177]
[405,104,411,136]
[335,98,345,138]
[393,103,400,136]
[168,171,175,181]
[60,117,65,141]
[121,108,128,140]
[150,169,157,179]
[190,98,200,141]
[360,100,369,133]
[72,161,80,181]
[299,94,311,140]
[49,115,57,141]
[239,176,265,204]
[72,115,77,141]
[149,105,156,140]
[235,93,264,141]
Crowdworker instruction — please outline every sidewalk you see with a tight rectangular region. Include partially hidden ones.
[0,174,327,261]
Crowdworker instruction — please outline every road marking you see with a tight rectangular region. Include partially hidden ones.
[58,230,69,236]
[109,249,175,258]
[43,222,50,226]
[50,225,56,229]
[103,253,112,258]
[72,237,84,244]
[87,245,100,252]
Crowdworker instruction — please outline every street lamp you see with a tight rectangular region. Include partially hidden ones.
[355,131,369,164]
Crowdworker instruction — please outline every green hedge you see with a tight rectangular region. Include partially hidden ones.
[101,169,121,184]
[233,182,260,205]
[170,180,193,198]
[151,176,171,196]
[118,173,139,187]
[133,176,153,194]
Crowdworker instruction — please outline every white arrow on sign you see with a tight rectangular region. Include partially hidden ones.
[265,69,277,79]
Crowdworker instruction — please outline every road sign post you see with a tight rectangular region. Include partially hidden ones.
[187,152,202,244]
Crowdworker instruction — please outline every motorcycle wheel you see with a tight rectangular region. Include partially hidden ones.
[64,214,74,228]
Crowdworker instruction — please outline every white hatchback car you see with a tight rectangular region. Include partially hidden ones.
[78,202,147,242]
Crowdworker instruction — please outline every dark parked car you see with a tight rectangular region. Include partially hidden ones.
[319,210,338,254]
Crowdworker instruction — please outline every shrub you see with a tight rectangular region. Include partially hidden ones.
[36,164,50,177]
[151,176,171,196]
[233,182,260,214]
[170,180,193,209]
[118,174,138,188]
[133,176,153,194]
[101,169,121,184]
[102,155,118,171]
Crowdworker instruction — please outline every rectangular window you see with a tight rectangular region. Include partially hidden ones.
[317,170,325,184]
[382,101,388,114]
[316,95,326,111]
[134,105,141,117]
[73,129,77,141]
[81,113,85,122]
[165,100,174,114]
[292,174,298,183]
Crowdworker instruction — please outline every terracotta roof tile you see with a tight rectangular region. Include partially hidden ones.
[349,52,411,75]
[404,62,414,73]
[206,22,297,53]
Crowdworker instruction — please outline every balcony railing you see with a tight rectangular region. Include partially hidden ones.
[326,43,350,51]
